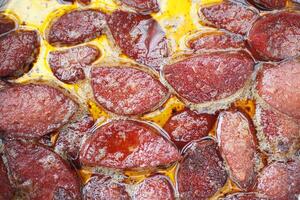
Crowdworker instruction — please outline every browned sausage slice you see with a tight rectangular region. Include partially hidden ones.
[223,193,269,200]
[177,139,227,200]
[188,31,245,51]
[163,51,254,104]
[79,120,181,169]
[248,12,300,61]
[49,45,100,83]
[4,140,82,200]
[0,14,16,35]
[0,84,78,139]
[107,11,169,71]
[0,30,39,77]
[163,108,216,148]
[120,0,160,14]
[256,59,300,119]
[248,0,287,10]
[134,175,175,200]
[217,111,257,190]
[199,1,258,35]
[256,161,300,200]
[47,9,105,46]
[91,66,168,116]
[83,174,130,200]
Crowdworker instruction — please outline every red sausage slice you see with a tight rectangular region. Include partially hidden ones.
[256,161,300,200]
[134,175,175,200]
[79,120,181,169]
[49,45,100,83]
[91,66,168,116]
[0,158,13,200]
[188,31,245,51]
[107,11,169,71]
[177,139,227,200]
[163,51,254,104]
[223,193,269,200]
[199,1,258,35]
[217,111,257,190]
[0,30,39,77]
[163,108,216,148]
[120,0,160,14]
[256,105,300,155]
[83,174,130,200]
[248,12,300,61]
[256,59,300,119]
[4,140,82,200]
[0,84,78,139]
[55,115,94,160]
[248,0,287,10]
[47,9,105,46]
[0,14,16,35]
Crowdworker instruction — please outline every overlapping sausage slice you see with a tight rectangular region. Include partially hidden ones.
[0,84,78,139]
[134,175,175,200]
[163,51,254,104]
[248,0,287,10]
[91,66,168,116]
[83,174,130,200]
[0,157,13,200]
[0,14,16,35]
[256,105,300,155]
[248,12,300,61]
[120,0,160,14]
[188,31,245,51]
[0,30,39,77]
[47,9,105,46]
[3,140,82,200]
[177,139,227,200]
[199,1,258,35]
[55,115,94,160]
[79,120,181,169]
[48,45,100,83]
[256,59,300,119]
[256,161,300,200]
[107,11,169,71]
[163,108,216,148]
[217,111,257,190]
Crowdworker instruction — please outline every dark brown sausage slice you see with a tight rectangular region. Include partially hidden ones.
[83,174,130,200]
[256,161,300,200]
[163,108,216,148]
[177,139,227,200]
[55,115,94,160]
[199,1,258,35]
[248,12,300,61]
[91,66,168,116]
[163,51,254,104]
[120,0,160,14]
[107,10,169,71]
[188,31,245,51]
[0,157,13,200]
[256,59,300,119]
[4,140,82,200]
[79,120,181,169]
[0,30,39,78]
[0,84,78,139]
[0,14,16,35]
[248,0,287,10]
[217,111,257,190]
[49,45,100,83]
[256,105,300,155]
[47,9,105,46]
[134,175,175,200]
